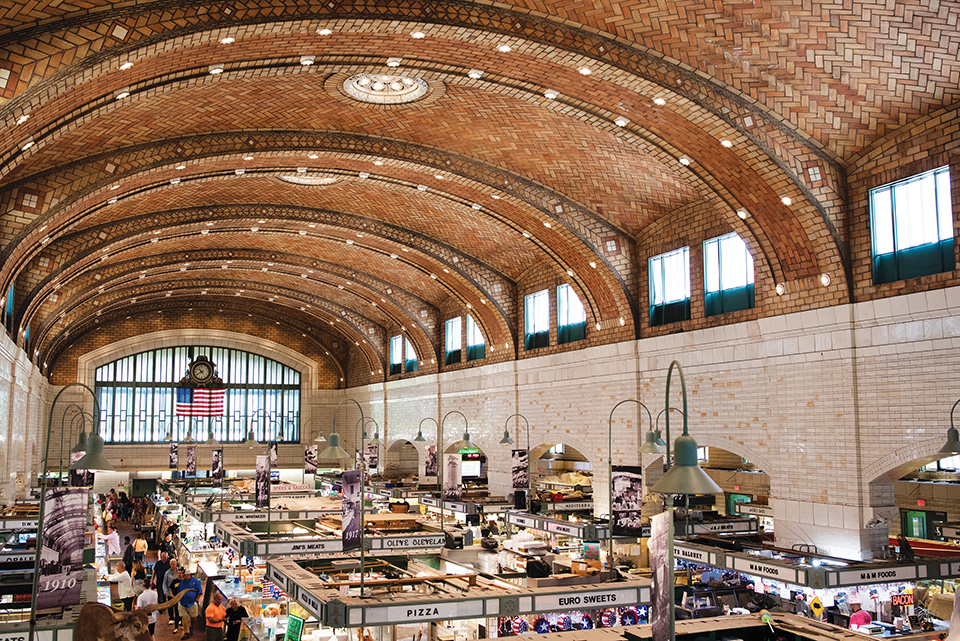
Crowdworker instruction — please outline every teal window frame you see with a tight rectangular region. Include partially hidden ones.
[649,247,691,326]
[703,233,755,317]
[404,337,419,373]
[444,317,462,365]
[557,284,587,344]
[870,166,954,285]
[389,335,403,375]
[465,314,486,361]
[524,290,550,350]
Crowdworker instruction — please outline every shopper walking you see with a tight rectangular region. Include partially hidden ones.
[105,561,135,611]
[162,559,183,631]
[204,592,226,641]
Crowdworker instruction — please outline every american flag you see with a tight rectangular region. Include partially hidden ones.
[261,577,287,600]
[175,387,226,416]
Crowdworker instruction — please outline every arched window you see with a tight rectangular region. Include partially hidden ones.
[95,346,301,443]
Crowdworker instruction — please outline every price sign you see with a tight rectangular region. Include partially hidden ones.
[810,597,824,619]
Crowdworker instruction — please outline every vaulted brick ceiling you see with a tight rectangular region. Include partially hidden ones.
[1,0,956,383]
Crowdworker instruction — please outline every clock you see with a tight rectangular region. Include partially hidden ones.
[189,358,214,384]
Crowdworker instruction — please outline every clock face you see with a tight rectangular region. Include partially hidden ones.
[190,361,213,382]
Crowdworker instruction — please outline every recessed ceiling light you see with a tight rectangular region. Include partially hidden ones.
[220,37,235,44]
[317,28,333,36]
[110,184,120,190]
[781,196,793,206]
[589,261,597,268]
[468,69,483,79]
[471,203,482,210]
[720,139,733,148]
[497,44,512,53]
[209,64,225,74]
[251,227,259,232]
[578,67,592,75]
[108,197,118,204]
[299,230,307,235]
[206,221,214,226]
[243,155,254,160]
[21,137,34,150]
[390,254,398,259]
[16,114,29,125]
[346,239,354,245]
[176,165,186,170]
[201,229,209,235]
[373,160,384,166]
[543,89,559,99]
[614,116,629,127]
[417,184,428,191]
[386,57,402,67]
[235,168,245,175]
[543,221,552,228]
[300,55,316,66]
[737,209,749,219]
[430,273,437,279]
[119,61,134,70]
[775,283,785,296]
[434,174,443,180]
[411,31,425,39]
[115,88,130,99]
[491,194,501,199]
[595,322,602,331]
[566,269,574,276]
[679,156,691,166]
[820,273,831,286]
[359,172,369,178]
[653,97,666,106]
[170,178,181,185]
[522,231,531,238]
[259,219,265,224]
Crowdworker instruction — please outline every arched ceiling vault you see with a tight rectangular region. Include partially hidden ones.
[3,1,953,377]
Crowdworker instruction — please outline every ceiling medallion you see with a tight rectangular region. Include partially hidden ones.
[341,73,429,104]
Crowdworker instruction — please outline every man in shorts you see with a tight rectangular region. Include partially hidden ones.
[177,566,203,637]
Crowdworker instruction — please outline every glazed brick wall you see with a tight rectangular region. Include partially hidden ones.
[847,104,960,302]
[516,259,633,360]
[636,196,845,340]
[49,309,343,388]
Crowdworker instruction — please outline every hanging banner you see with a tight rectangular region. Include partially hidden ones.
[186,445,197,475]
[650,509,673,641]
[365,441,379,472]
[342,469,361,551]
[169,442,179,469]
[269,441,279,467]
[36,487,88,610]
[255,455,270,508]
[68,452,93,487]
[443,453,462,500]
[212,449,223,488]
[512,450,529,489]
[423,445,438,479]
[304,445,318,474]
[612,466,645,537]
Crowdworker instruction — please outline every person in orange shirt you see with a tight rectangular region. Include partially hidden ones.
[205,592,226,641]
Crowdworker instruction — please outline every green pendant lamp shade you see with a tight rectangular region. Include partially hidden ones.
[319,431,350,462]
[940,425,960,454]
[413,429,426,442]
[638,429,662,455]
[450,431,472,452]
[651,433,721,495]
[71,430,88,454]
[69,432,115,472]
[499,429,514,445]
[241,429,260,449]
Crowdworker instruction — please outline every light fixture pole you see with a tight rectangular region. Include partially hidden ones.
[440,410,471,546]
[32,383,114,641]
[940,399,960,454]
[500,413,531,505]
[319,399,365,594]
[606,400,653,576]
[56,404,84,483]
[650,361,722,641]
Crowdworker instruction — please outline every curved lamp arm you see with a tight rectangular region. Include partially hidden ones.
[941,399,960,454]
[606,399,653,575]
[415,417,438,442]
[441,410,469,450]
[58,404,85,481]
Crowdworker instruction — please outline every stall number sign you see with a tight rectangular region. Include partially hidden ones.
[891,594,914,607]
[534,588,638,612]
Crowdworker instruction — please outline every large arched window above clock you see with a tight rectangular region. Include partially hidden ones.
[95,346,301,444]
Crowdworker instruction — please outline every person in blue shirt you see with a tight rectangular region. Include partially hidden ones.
[176,567,203,638]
